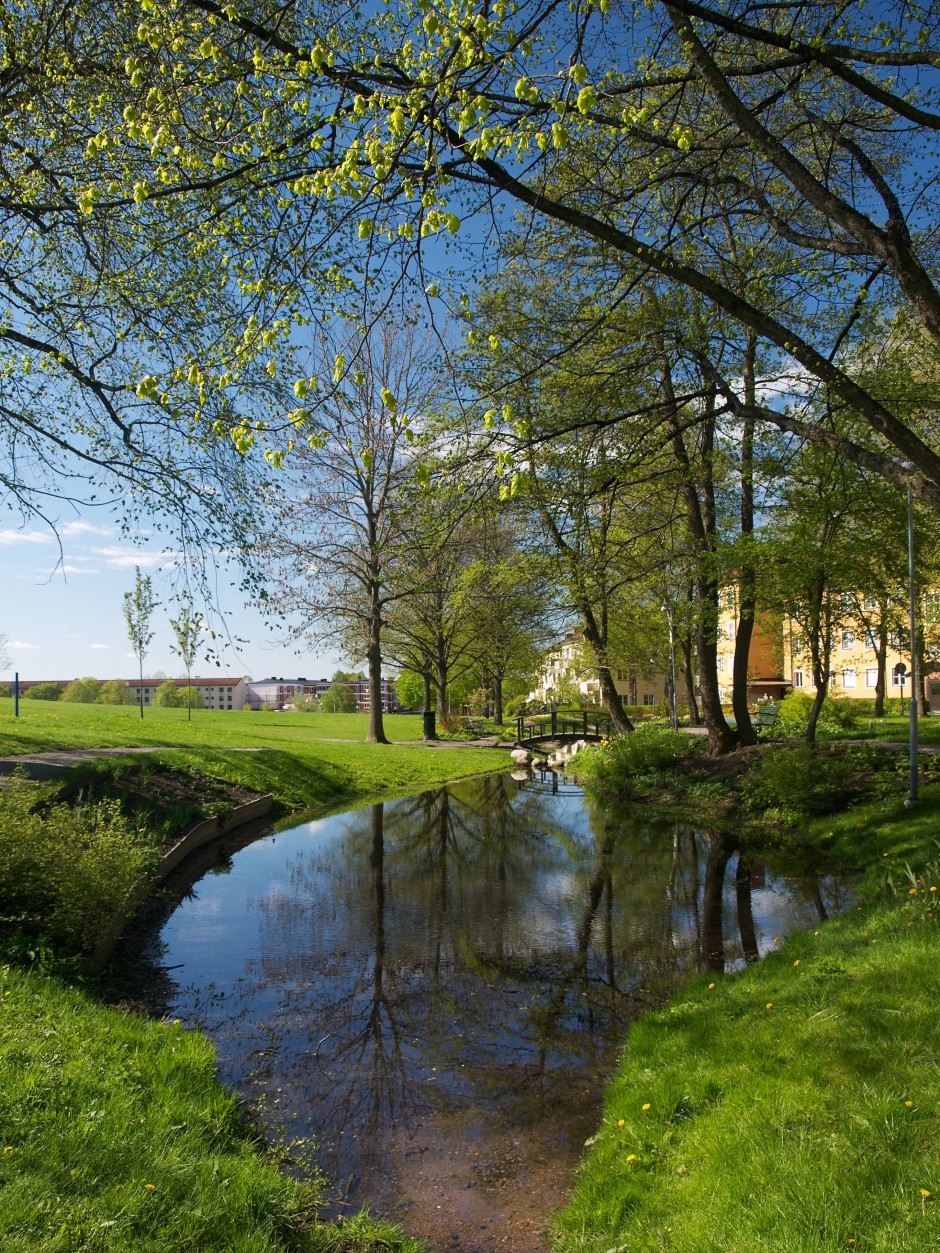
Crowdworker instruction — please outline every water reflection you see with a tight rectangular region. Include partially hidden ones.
[157,773,850,1247]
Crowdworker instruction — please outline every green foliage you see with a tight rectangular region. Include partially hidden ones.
[61,676,102,704]
[24,683,62,701]
[153,680,205,709]
[97,679,129,705]
[322,681,357,713]
[394,669,425,709]
[0,773,158,957]
[743,744,855,817]
[571,724,697,794]
[776,690,858,736]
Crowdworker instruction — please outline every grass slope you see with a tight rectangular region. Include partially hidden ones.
[555,789,940,1252]
[0,700,508,811]
[0,964,424,1253]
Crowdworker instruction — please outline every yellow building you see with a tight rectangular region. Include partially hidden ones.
[530,631,669,709]
[715,587,789,705]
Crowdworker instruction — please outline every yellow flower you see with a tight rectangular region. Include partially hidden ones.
[144,1184,156,1192]
[708,982,716,989]
[931,887,937,893]
[906,1100,915,1108]
[626,1154,637,1162]
[3,1147,12,1154]
[793,960,800,967]
[766,1002,774,1009]
[922,1189,932,1198]
[617,1119,625,1127]
[909,887,919,895]
[642,1103,651,1111]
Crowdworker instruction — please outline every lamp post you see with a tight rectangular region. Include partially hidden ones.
[906,481,919,808]
[662,601,679,731]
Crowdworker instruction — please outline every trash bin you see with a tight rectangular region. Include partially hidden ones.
[422,709,437,740]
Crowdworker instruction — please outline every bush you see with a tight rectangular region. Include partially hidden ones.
[23,682,62,701]
[571,723,697,793]
[776,690,859,736]
[62,676,102,703]
[743,744,854,816]
[0,773,159,957]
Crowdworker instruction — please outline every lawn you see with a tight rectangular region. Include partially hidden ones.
[0,700,509,811]
[554,786,940,1252]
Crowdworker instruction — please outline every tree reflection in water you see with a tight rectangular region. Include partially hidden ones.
[159,773,852,1227]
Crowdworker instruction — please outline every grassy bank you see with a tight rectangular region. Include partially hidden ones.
[554,789,940,1252]
[0,963,424,1253]
[0,702,509,1252]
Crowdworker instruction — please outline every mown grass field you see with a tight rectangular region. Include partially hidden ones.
[0,699,508,811]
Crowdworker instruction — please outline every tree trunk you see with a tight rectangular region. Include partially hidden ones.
[364,581,389,744]
[681,635,701,725]
[579,606,634,733]
[874,622,887,717]
[493,671,504,726]
[733,339,758,745]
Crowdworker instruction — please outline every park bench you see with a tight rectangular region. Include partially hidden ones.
[754,705,779,736]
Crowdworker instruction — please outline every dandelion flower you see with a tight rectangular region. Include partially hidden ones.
[766,1002,774,1009]
[617,1119,625,1127]
[3,1147,12,1154]
[708,982,716,989]
[626,1154,637,1162]
[906,1101,915,1108]
[144,1184,156,1192]
[922,1189,932,1198]
[793,960,800,967]
[642,1103,651,1111]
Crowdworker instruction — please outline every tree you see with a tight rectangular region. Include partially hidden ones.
[62,677,102,704]
[323,683,358,714]
[169,599,202,722]
[24,683,62,701]
[123,567,157,721]
[153,679,205,709]
[0,635,9,675]
[263,318,448,744]
[97,679,129,706]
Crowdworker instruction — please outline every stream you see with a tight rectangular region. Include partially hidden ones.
[132,771,851,1252]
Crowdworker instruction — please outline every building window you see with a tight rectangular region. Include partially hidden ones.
[841,668,857,689]
[838,593,854,613]
[841,630,855,650]
[725,620,735,641]
[865,668,879,688]
[792,636,804,656]
[925,592,940,623]
[863,595,878,613]
[891,663,908,687]
[716,656,724,673]
[793,670,804,689]
[889,628,905,649]
[643,693,656,706]
[864,629,878,650]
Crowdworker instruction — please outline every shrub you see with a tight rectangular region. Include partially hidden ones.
[571,723,697,793]
[743,744,854,816]
[0,773,159,957]
[62,676,102,703]
[775,690,859,736]
[23,682,62,701]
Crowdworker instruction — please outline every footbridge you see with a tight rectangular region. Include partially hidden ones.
[515,710,614,750]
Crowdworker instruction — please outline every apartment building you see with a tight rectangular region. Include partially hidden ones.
[714,587,791,704]
[127,677,248,710]
[245,676,401,713]
[530,631,670,708]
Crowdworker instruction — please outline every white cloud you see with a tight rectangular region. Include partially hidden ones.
[59,565,101,575]
[89,643,110,650]
[9,640,40,651]
[92,546,176,570]
[60,520,114,539]
[0,530,53,546]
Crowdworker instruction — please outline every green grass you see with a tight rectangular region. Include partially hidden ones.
[0,699,509,813]
[0,964,425,1253]
[554,788,940,1252]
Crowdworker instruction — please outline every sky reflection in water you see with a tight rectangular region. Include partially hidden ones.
[159,772,850,1230]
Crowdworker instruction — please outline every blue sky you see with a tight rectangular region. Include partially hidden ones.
[0,517,343,684]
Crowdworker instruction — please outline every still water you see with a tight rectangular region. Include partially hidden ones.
[155,773,850,1251]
